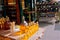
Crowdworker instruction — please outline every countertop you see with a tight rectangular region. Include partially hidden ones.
[0,28,45,40]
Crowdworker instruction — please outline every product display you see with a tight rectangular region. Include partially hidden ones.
[36,1,58,17]
[20,22,39,40]
[0,21,39,40]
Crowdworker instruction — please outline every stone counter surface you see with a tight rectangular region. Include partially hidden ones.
[0,30,11,36]
[0,30,25,40]
[0,27,45,40]
[41,23,60,40]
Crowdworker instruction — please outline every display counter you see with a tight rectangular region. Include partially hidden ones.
[0,22,41,40]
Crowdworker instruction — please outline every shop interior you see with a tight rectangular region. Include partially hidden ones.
[0,0,60,40]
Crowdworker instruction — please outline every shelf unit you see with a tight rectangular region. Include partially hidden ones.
[0,0,4,17]
[3,0,21,24]
[35,1,59,22]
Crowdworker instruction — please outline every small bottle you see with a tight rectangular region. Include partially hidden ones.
[23,16,28,26]
[40,3,41,5]
[37,2,39,4]
[10,22,15,33]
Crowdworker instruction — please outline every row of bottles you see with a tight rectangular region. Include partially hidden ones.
[0,16,10,30]
[7,0,17,22]
[36,1,59,12]
[38,13,55,17]
[4,0,20,24]
[0,16,17,31]
[37,7,58,12]
[7,5,17,22]
[36,1,59,17]
[36,1,58,5]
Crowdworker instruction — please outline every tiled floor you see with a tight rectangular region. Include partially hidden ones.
[29,22,60,40]
[29,22,53,40]
[55,23,60,30]
[40,23,60,40]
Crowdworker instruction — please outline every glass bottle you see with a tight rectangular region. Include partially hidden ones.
[1,17,5,30]
[0,21,1,29]
[4,16,10,30]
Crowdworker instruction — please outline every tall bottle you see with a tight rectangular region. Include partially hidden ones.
[4,16,10,30]
[1,17,5,30]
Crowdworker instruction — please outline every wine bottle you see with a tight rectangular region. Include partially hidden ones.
[56,8,58,12]
[51,8,53,12]
[4,16,10,30]
[37,2,39,5]
[39,2,41,5]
